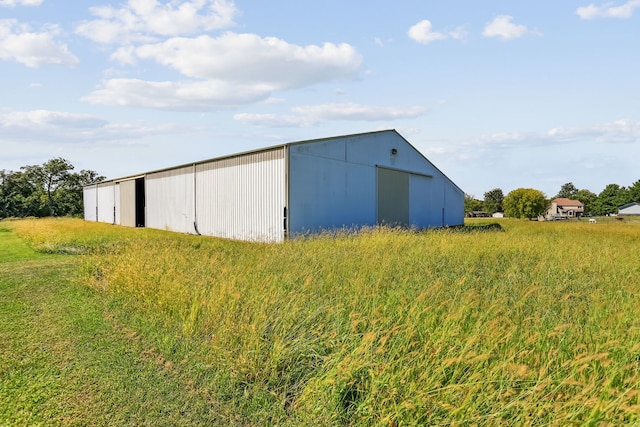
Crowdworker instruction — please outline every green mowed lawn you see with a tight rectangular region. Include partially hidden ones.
[0,226,223,426]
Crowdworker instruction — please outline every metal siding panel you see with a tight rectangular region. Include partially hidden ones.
[195,148,285,242]
[288,152,375,235]
[288,139,346,161]
[146,166,195,233]
[409,174,433,228]
[83,186,97,221]
[430,175,446,227]
[119,179,137,227]
[114,184,121,225]
[96,182,115,224]
[444,184,465,226]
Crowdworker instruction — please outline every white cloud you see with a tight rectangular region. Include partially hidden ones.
[2,110,108,129]
[424,119,640,172]
[475,119,640,148]
[576,4,602,19]
[482,15,528,40]
[406,21,469,44]
[0,109,179,143]
[83,78,274,110]
[407,20,447,44]
[292,103,426,121]
[86,33,363,110]
[234,103,426,127]
[233,113,315,128]
[590,119,640,142]
[75,0,238,44]
[131,33,361,84]
[576,0,640,19]
[448,25,470,41]
[0,20,79,67]
[110,45,137,65]
[0,0,42,6]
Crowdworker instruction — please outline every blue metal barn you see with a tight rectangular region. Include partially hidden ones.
[84,130,464,242]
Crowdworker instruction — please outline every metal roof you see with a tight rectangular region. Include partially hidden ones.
[86,129,463,193]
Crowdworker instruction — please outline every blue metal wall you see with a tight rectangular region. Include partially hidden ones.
[287,130,463,235]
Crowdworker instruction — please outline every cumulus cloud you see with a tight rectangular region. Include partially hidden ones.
[86,33,363,110]
[407,20,447,44]
[76,1,365,112]
[576,0,640,19]
[482,15,528,40]
[407,20,468,44]
[0,0,42,6]
[0,20,79,67]
[82,78,274,110]
[233,103,426,127]
[129,33,361,84]
[75,0,238,44]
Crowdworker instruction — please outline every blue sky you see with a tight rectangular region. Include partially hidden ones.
[1,0,638,198]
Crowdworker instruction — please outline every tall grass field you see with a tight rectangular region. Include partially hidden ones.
[2,217,639,425]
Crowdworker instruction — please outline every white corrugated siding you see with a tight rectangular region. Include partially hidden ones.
[114,183,121,225]
[83,185,97,221]
[146,166,195,233]
[195,148,286,242]
[96,182,115,224]
[118,179,137,227]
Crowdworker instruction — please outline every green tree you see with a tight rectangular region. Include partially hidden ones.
[556,182,579,199]
[483,188,504,213]
[0,170,9,218]
[592,184,630,215]
[55,169,105,216]
[574,189,598,215]
[0,159,104,219]
[628,179,640,203]
[0,170,44,218]
[503,188,547,219]
[464,194,484,214]
[22,158,75,216]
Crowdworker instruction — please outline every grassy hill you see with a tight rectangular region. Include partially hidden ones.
[1,218,639,425]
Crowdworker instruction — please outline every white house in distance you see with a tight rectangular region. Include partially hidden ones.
[546,198,584,220]
[83,130,465,242]
[618,202,640,216]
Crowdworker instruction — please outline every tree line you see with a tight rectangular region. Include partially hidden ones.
[0,158,105,219]
[3,157,638,221]
[465,180,640,219]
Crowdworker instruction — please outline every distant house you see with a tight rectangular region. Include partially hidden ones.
[466,211,490,218]
[492,212,504,218]
[618,202,640,216]
[546,198,584,220]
